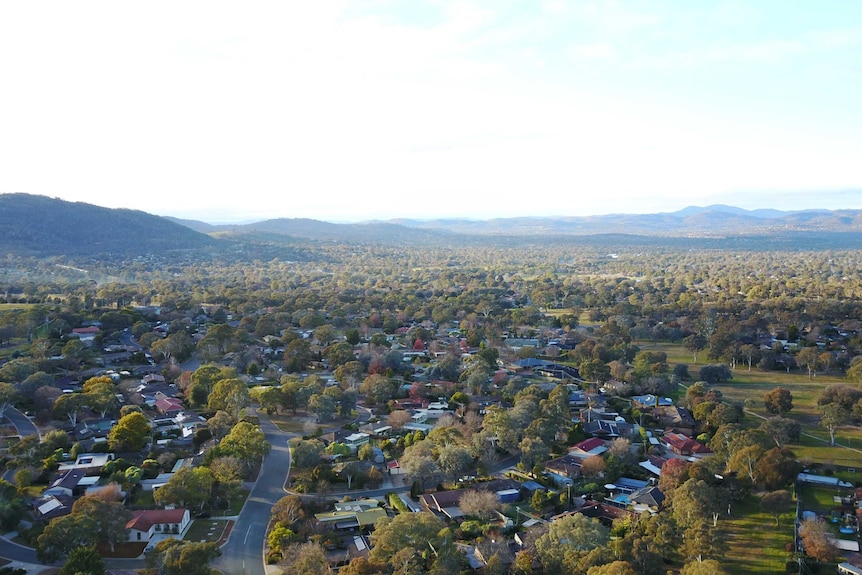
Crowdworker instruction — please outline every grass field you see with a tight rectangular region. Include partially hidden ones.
[186,518,230,544]
[268,411,320,433]
[638,342,862,459]
[636,342,862,574]
[721,493,795,575]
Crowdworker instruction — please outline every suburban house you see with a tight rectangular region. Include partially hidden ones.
[314,499,387,531]
[71,326,101,345]
[344,433,370,452]
[655,405,697,435]
[42,469,88,499]
[583,418,634,439]
[543,454,582,486]
[126,508,191,542]
[631,394,674,408]
[58,452,115,474]
[662,432,711,456]
[568,438,607,459]
[155,397,185,417]
[33,495,72,521]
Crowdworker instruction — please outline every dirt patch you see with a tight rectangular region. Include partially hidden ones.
[96,541,147,558]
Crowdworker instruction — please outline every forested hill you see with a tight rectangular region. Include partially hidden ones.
[4,194,862,259]
[388,205,862,237]
[173,204,862,240]
[0,194,215,256]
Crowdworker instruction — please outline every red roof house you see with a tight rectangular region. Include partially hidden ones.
[127,508,191,542]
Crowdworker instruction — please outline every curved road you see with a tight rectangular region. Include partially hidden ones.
[0,408,42,566]
[214,411,294,575]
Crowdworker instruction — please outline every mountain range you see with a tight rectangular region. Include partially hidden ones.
[2,193,862,258]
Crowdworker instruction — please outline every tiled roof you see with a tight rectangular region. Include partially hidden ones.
[126,508,188,531]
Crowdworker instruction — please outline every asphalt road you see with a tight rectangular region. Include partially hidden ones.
[2,407,40,484]
[214,411,293,575]
[4,407,39,440]
[0,408,42,566]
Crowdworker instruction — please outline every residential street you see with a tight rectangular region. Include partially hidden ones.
[214,410,293,575]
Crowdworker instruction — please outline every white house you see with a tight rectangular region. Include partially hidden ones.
[126,508,191,542]
[344,433,370,451]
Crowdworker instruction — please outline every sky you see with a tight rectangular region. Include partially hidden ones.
[2,1,861,223]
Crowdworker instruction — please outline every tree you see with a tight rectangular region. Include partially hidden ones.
[535,513,609,573]
[53,392,86,426]
[681,521,727,564]
[799,517,838,562]
[697,364,732,384]
[580,455,606,478]
[108,411,151,452]
[758,416,800,448]
[672,479,725,528]
[61,338,89,369]
[0,382,18,420]
[208,378,250,419]
[360,374,394,406]
[271,495,305,528]
[796,346,820,379]
[219,421,270,471]
[658,457,689,496]
[308,393,336,422]
[458,489,500,521]
[284,339,311,372]
[254,385,284,415]
[279,542,332,575]
[290,438,324,470]
[820,403,850,446]
[587,561,638,575]
[71,496,130,552]
[148,539,221,575]
[518,436,549,472]
[481,405,518,450]
[754,447,800,490]
[207,410,235,439]
[818,383,862,410]
[437,445,473,480]
[324,341,355,367]
[760,490,791,526]
[153,467,214,510]
[207,456,246,482]
[151,330,195,363]
[370,512,448,565]
[679,559,730,575]
[727,444,764,485]
[763,387,793,415]
[58,546,105,575]
[400,452,442,491]
[683,334,708,364]
[37,514,98,563]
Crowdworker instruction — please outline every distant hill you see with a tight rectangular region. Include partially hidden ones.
[0,194,215,256]
[4,194,862,259]
[169,216,456,246]
[385,206,862,237]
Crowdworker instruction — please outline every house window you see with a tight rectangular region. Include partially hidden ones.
[137,532,141,540]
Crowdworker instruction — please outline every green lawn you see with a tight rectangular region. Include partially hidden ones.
[185,519,230,544]
[796,484,849,515]
[721,493,794,575]
[639,342,862,464]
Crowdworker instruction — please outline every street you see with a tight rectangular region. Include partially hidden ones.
[214,412,293,575]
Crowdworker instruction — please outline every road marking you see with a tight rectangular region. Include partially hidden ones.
[244,525,252,544]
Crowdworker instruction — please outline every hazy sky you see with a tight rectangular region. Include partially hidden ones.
[2,1,861,223]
